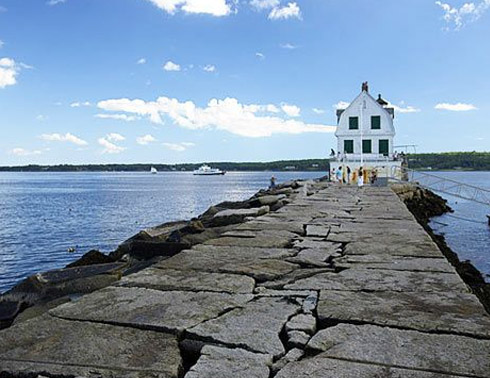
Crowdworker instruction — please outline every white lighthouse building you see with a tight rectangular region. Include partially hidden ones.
[330,82,402,180]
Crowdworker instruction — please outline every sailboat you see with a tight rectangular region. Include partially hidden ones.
[150,166,158,174]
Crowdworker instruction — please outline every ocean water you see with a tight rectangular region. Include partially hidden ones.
[0,171,488,294]
[0,171,322,293]
[427,171,490,282]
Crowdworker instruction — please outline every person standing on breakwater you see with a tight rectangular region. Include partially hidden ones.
[270,176,276,189]
[358,167,364,187]
[336,166,343,184]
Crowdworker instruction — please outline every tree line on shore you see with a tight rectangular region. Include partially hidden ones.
[1,152,489,172]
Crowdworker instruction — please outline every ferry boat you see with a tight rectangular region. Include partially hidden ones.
[193,165,226,176]
[150,166,158,174]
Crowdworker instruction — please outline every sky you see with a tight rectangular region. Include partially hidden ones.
[0,0,489,165]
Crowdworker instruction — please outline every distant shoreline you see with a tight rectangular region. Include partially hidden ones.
[1,152,490,172]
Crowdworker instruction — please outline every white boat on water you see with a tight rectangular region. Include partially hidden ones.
[150,166,158,174]
[193,165,226,176]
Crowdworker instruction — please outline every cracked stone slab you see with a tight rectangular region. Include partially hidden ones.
[188,297,300,358]
[235,221,305,235]
[156,245,297,272]
[285,269,469,293]
[287,330,310,348]
[204,230,297,248]
[305,225,330,237]
[287,248,334,267]
[275,355,464,378]
[118,268,255,294]
[185,345,272,378]
[328,232,435,245]
[285,314,316,334]
[307,324,490,377]
[0,314,182,377]
[50,286,253,334]
[317,290,490,338]
[334,255,456,273]
[155,245,299,281]
[293,238,341,252]
[344,241,442,257]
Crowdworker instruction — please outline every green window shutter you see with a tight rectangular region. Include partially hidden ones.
[344,140,354,154]
[362,139,372,153]
[379,139,389,156]
[349,117,359,129]
[371,116,381,129]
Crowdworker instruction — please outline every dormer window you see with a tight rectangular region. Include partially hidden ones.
[349,117,359,130]
[371,116,381,129]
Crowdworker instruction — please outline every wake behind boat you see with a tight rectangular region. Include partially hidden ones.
[193,165,226,176]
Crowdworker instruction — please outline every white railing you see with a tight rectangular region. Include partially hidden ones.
[391,166,490,207]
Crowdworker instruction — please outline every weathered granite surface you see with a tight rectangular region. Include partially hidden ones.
[1,182,489,378]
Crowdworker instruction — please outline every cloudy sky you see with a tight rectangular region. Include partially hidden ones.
[0,0,489,165]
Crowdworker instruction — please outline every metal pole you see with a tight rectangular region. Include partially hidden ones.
[360,99,364,166]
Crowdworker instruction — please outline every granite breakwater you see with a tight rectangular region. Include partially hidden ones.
[1,179,489,377]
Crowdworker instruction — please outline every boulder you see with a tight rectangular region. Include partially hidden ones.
[66,249,114,268]
[113,240,191,261]
[0,300,24,329]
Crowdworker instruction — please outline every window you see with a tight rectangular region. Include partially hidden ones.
[349,117,359,130]
[344,140,354,154]
[379,139,389,156]
[371,116,381,129]
[362,139,372,153]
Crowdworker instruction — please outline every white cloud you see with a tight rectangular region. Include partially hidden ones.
[0,40,4,49]
[333,101,350,110]
[19,62,34,70]
[10,148,43,156]
[268,2,301,20]
[435,102,477,111]
[281,103,301,117]
[136,134,157,145]
[40,132,88,146]
[0,57,19,89]
[95,113,139,122]
[435,0,490,30]
[146,0,233,16]
[98,136,125,154]
[250,0,279,10]
[163,142,195,151]
[106,133,125,142]
[47,0,66,5]
[312,108,325,114]
[203,64,216,72]
[137,58,146,65]
[163,61,181,71]
[36,114,48,121]
[390,104,421,114]
[97,96,335,138]
[280,43,298,49]
[70,101,91,107]
[255,52,265,59]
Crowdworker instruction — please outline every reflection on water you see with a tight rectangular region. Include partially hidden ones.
[0,171,322,293]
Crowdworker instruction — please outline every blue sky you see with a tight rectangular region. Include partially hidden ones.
[0,0,489,165]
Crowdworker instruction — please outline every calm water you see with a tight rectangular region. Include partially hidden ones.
[0,171,322,293]
[427,171,490,282]
[0,171,488,294]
